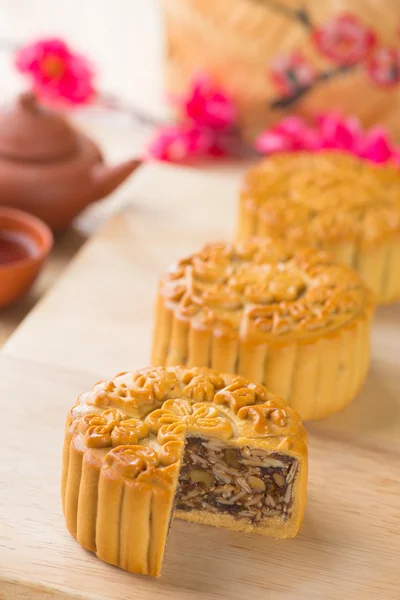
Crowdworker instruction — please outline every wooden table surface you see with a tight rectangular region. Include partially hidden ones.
[1,163,400,600]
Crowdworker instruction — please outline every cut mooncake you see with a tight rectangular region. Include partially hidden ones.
[62,366,308,576]
[237,152,400,304]
[152,240,374,420]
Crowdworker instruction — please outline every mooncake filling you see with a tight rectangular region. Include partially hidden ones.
[176,436,298,523]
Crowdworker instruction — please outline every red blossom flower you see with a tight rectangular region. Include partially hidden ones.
[366,47,400,87]
[148,74,238,162]
[180,74,237,130]
[270,53,316,97]
[15,38,95,106]
[313,14,375,66]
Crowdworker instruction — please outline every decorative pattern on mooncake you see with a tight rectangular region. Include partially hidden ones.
[237,151,400,303]
[62,366,308,577]
[152,240,374,419]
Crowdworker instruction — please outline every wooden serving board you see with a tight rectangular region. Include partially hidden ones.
[1,163,400,600]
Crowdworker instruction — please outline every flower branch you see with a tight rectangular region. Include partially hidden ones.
[250,0,313,30]
[0,37,20,52]
[0,36,256,161]
[3,28,400,167]
[96,93,163,128]
[147,75,258,162]
[1,37,164,129]
[270,64,355,109]
[266,12,388,110]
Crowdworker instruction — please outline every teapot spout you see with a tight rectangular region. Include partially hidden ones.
[92,159,141,199]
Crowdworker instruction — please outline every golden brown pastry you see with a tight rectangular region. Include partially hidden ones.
[152,240,374,420]
[62,366,308,576]
[237,152,400,304]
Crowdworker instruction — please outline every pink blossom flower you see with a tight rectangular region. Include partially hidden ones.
[256,130,294,154]
[147,123,232,163]
[270,53,316,96]
[316,112,364,153]
[256,116,320,153]
[256,112,400,167]
[313,14,376,66]
[274,117,322,150]
[148,74,238,162]
[366,47,400,87]
[15,38,95,106]
[360,127,395,163]
[180,74,236,130]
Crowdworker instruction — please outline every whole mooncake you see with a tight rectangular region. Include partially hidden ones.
[237,152,400,304]
[152,240,374,420]
[62,366,307,576]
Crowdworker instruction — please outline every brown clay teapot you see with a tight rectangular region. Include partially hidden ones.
[0,92,139,230]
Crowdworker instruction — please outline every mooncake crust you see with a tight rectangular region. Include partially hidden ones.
[237,152,400,303]
[152,240,374,419]
[155,240,372,341]
[62,366,308,576]
[240,152,400,245]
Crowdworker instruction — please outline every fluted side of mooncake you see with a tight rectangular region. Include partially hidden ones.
[152,241,374,419]
[62,416,181,576]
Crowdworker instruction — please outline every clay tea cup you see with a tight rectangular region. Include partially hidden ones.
[0,207,53,309]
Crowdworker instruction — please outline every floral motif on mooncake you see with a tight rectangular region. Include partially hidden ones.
[158,239,369,339]
[104,445,159,478]
[213,378,267,413]
[182,370,226,402]
[145,398,234,439]
[79,408,148,448]
[236,401,303,438]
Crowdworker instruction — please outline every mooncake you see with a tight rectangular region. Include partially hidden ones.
[62,366,308,576]
[237,152,400,304]
[152,240,374,419]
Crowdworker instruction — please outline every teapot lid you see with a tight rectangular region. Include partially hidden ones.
[0,92,79,161]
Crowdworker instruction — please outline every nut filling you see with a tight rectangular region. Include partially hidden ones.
[176,437,298,523]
